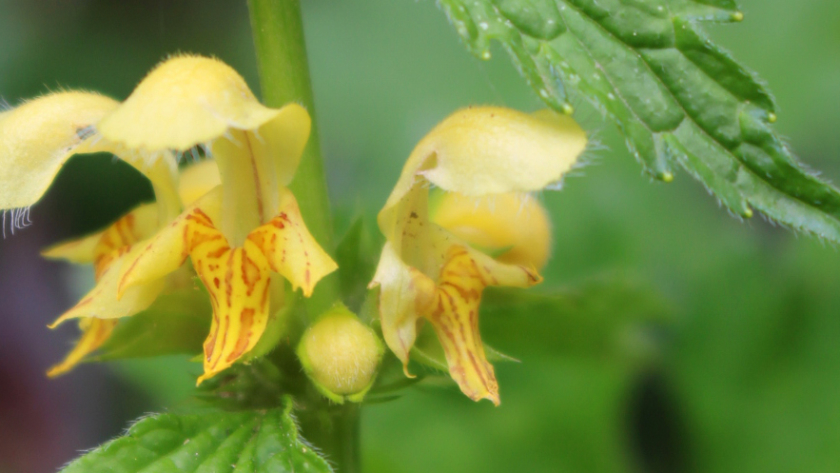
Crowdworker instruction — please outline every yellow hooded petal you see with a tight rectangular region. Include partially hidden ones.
[246,188,337,297]
[118,187,223,296]
[97,55,309,164]
[369,243,437,370]
[46,318,118,378]
[382,107,586,216]
[431,191,552,269]
[0,92,118,209]
[0,90,181,222]
[178,160,221,206]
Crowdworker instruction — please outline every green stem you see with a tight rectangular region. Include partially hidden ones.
[299,403,362,473]
[248,2,357,471]
[248,0,339,314]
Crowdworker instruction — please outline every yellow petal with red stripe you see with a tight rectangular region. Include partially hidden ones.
[46,318,118,378]
[427,246,540,405]
[42,204,158,267]
[189,227,272,385]
[247,188,337,297]
[118,187,223,297]
[49,250,166,327]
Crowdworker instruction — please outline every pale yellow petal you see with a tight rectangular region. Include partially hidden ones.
[259,103,311,186]
[118,187,223,297]
[431,191,552,269]
[178,160,221,206]
[0,91,118,209]
[246,188,337,297]
[47,318,118,377]
[98,55,280,152]
[41,230,103,264]
[382,107,586,214]
[369,243,436,370]
[211,130,273,233]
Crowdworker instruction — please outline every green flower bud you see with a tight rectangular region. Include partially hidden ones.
[297,304,384,403]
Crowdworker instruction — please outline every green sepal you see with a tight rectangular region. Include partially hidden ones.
[334,217,382,312]
[91,286,211,362]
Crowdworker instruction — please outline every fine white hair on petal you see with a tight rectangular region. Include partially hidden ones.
[2,207,33,239]
[545,131,604,190]
[221,129,242,147]
[250,127,265,144]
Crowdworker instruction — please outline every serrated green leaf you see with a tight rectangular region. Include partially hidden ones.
[438,0,840,240]
[60,401,333,473]
[92,287,211,362]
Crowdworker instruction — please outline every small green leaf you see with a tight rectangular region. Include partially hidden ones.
[60,400,333,473]
[334,217,382,311]
[480,275,674,364]
[438,0,840,240]
[196,359,287,411]
[93,287,211,361]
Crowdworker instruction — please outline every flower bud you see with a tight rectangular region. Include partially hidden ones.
[297,304,384,403]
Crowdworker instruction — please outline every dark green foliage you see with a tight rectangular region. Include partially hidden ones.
[438,0,840,240]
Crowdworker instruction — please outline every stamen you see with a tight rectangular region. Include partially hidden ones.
[75,125,96,141]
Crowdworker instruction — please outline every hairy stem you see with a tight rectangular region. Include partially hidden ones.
[247,2,357,471]
[248,0,339,315]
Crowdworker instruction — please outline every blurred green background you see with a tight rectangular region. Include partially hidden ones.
[1,1,839,472]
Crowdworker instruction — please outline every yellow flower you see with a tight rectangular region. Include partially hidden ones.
[42,162,217,376]
[95,55,337,384]
[4,55,336,384]
[370,106,586,404]
[0,90,182,377]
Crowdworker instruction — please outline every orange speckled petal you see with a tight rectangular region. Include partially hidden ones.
[46,318,118,378]
[427,246,541,406]
[117,187,222,297]
[191,230,272,385]
[247,188,337,297]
